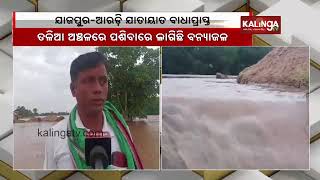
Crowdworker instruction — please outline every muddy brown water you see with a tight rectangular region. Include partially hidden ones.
[127,120,160,169]
[14,117,159,169]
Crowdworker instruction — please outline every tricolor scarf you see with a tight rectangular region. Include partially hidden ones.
[67,101,143,169]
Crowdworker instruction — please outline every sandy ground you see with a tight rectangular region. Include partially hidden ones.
[162,78,309,169]
[238,47,309,89]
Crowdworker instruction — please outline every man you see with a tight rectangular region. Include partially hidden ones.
[44,52,143,169]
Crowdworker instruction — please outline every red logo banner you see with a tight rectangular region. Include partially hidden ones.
[241,16,281,34]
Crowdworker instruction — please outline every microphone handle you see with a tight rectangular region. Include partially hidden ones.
[94,159,104,169]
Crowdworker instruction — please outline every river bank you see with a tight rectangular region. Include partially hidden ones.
[238,47,309,89]
[14,115,67,123]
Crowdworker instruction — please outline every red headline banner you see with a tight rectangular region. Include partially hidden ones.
[13,28,252,46]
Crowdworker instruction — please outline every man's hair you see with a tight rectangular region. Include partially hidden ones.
[70,51,107,82]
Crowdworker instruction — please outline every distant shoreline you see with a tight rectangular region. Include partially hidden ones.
[162,74,238,79]
[162,74,307,92]
[14,114,68,123]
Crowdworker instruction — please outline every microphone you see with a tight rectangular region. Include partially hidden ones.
[85,131,111,169]
[112,151,128,168]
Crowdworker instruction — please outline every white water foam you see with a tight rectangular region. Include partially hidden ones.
[162,77,309,169]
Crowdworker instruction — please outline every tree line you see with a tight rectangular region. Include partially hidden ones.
[162,47,273,75]
[14,106,69,118]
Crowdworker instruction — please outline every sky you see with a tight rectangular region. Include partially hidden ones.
[13,46,160,113]
[14,46,96,113]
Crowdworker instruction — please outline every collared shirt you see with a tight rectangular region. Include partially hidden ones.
[43,111,121,169]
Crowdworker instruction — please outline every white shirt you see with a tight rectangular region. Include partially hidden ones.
[43,111,121,169]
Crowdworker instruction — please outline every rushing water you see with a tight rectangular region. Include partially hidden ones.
[163,77,306,102]
[162,77,309,169]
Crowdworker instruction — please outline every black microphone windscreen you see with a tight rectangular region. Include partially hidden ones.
[85,131,111,169]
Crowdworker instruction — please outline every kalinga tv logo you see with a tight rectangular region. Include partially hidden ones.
[241,16,281,34]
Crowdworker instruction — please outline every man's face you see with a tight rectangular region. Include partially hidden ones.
[71,64,108,114]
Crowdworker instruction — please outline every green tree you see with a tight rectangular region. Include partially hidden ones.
[14,106,33,118]
[97,47,159,121]
[32,108,38,116]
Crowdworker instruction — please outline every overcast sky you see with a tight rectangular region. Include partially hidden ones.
[14,46,96,113]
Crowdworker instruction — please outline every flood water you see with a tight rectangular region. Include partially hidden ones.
[14,116,159,169]
[14,121,57,169]
[162,77,309,169]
